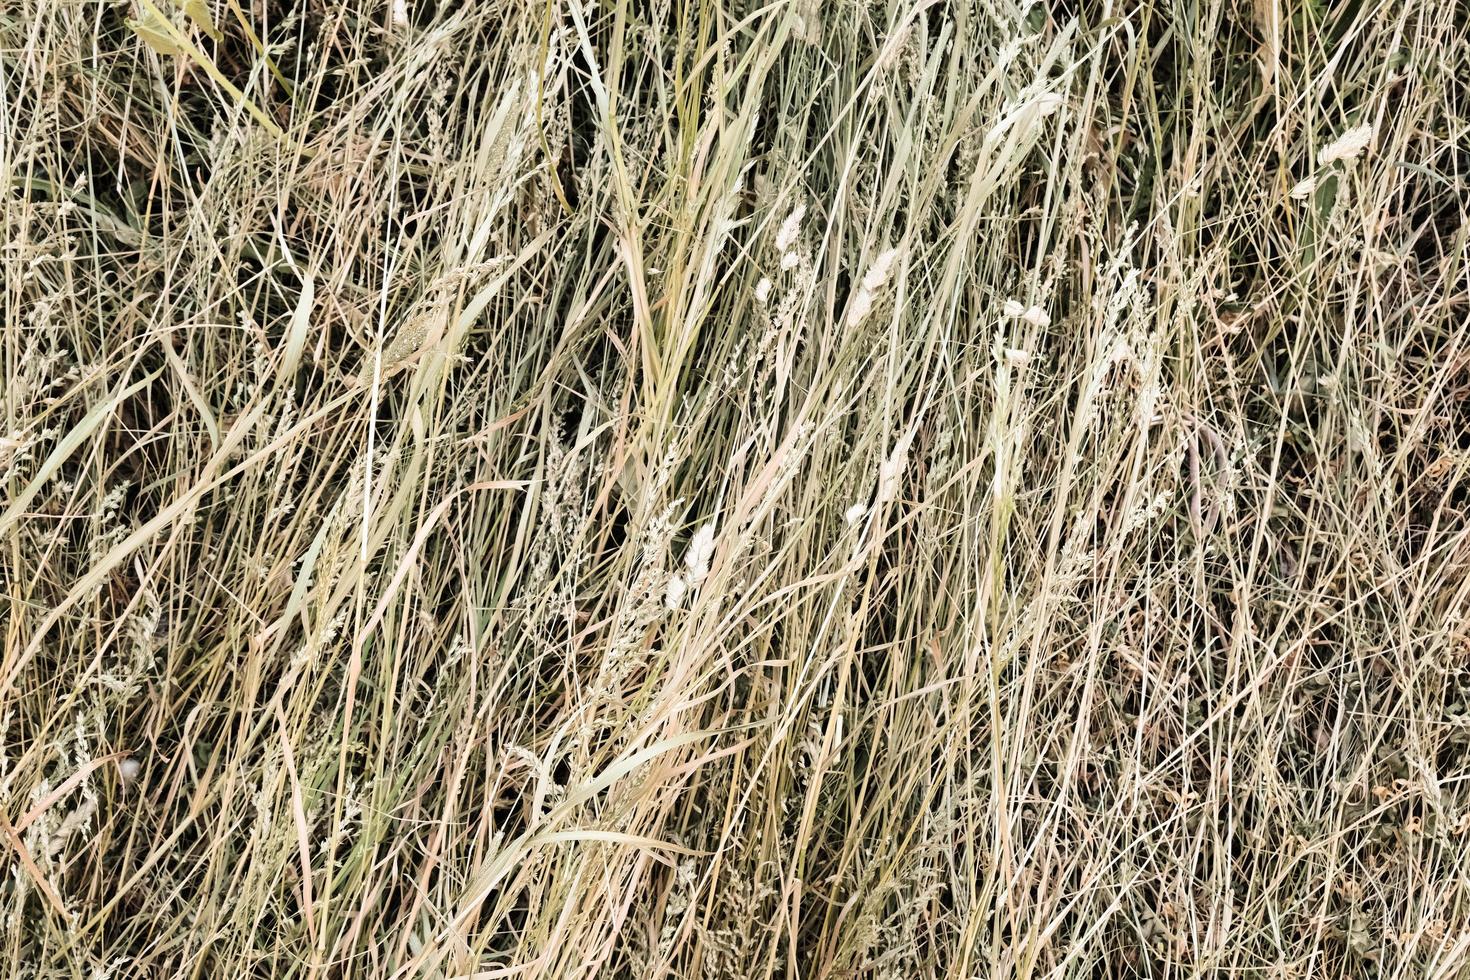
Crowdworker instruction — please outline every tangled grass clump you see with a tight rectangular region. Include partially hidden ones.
[3,1,1470,977]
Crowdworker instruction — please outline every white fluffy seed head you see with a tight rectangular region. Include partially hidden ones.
[1033,91,1064,116]
[685,521,716,585]
[665,573,687,609]
[1289,176,1318,200]
[1004,299,1050,327]
[119,757,141,782]
[1318,124,1373,166]
[847,248,900,327]
[877,428,917,503]
[860,248,898,293]
[844,502,867,526]
[755,277,773,305]
[775,203,806,253]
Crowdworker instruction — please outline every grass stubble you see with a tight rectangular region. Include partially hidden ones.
[3,0,1470,977]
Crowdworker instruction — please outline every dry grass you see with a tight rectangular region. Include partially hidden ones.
[4,0,1470,977]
